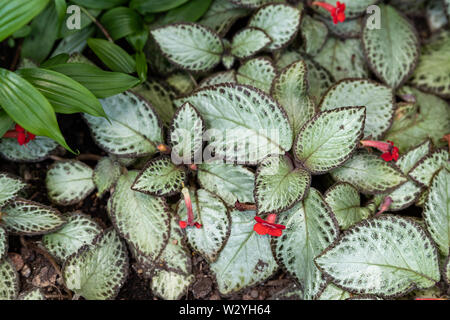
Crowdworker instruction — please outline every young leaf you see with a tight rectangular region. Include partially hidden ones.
[315,216,441,298]
[271,60,316,138]
[1,199,65,235]
[150,23,223,72]
[108,171,170,261]
[255,155,311,214]
[362,4,420,88]
[198,0,249,36]
[423,168,450,256]
[17,67,107,118]
[325,183,372,230]
[43,212,102,262]
[0,227,6,261]
[165,72,196,96]
[93,157,122,198]
[210,210,278,295]
[0,68,72,152]
[132,156,187,197]
[319,79,395,139]
[317,283,351,300]
[198,162,255,206]
[169,102,205,164]
[131,80,177,125]
[300,15,328,57]
[176,83,293,164]
[83,91,163,158]
[63,228,129,300]
[385,87,450,152]
[0,0,49,42]
[409,149,449,187]
[236,57,276,93]
[47,63,140,99]
[100,7,143,41]
[177,189,230,262]
[314,38,368,81]
[410,31,450,98]
[0,258,19,300]
[150,269,194,300]
[0,136,58,163]
[294,107,365,174]
[199,70,236,88]
[0,173,26,208]
[248,3,301,51]
[87,39,136,74]
[331,153,408,195]
[46,160,95,206]
[18,288,46,300]
[231,27,271,59]
[273,188,339,300]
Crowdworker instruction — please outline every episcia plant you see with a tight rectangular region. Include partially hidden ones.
[1,0,450,301]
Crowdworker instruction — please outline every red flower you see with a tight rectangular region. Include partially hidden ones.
[312,1,346,24]
[360,140,399,162]
[179,186,202,229]
[375,196,392,217]
[253,214,286,237]
[2,124,36,146]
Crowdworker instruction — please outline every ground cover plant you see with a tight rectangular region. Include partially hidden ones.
[0,0,449,301]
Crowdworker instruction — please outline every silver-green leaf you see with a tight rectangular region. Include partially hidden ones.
[231,27,271,59]
[0,173,26,208]
[409,149,449,187]
[236,57,276,93]
[0,136,58,163]
[0,258,19,300]
[93,157,122,198]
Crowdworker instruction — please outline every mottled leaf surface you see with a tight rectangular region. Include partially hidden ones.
[0,173,26,208]
[409,149,449,187]
[236,57,276,93]
[0,258,19,300]
[0,136,58,163]
[93,157,122,197]
[231,27,271,59]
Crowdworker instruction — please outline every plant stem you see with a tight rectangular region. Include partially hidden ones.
[80,7,113,42]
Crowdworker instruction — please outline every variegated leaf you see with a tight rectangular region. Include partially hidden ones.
[131,80,177,125]
[108,171,170,261]
[315,216,441,298]
[46,160,95,205]
[18,288,46,300]
[324,183,372,230]
[199,70,236,88]
[362,4,420,88]
[312,0,379,19]
[231,27,271,59]
[423,168,450,256]
[199,0,249,36]
[0,258,19,300]
[300,15,328,57]
[0,173,26,208]
[228,0,275,8]
[177,189,230,262]
[330,153,408,194]
[210,210,278,294]
[248,3,301,51]
[315,37,368,81]
[150,23,223,72]
[169,102,204,165]
[222,54,235,70]
[373,140,431,211]
[1,199,65,235]
[93,157,122,198]
[236,57,276,93]
[42,212,102,262]
[197,162,255,206]
[294,107,366,174]
[84,91,163,158]
[317,283,351,300]
[410,31,450,98]
[385,87,450,152]
[132,156,186,197]
[165,72,196,96]
[319,79,395,139]
[0,136,58,163]
[426,0,448,33]
[271,60,316,137]
[255,155,311,214]
[0,227,6,261]
[409,149,449,187]
[63,229,129,300]
[316,15,362,39]
[150,269,194,300]
[444,256,450,285]
[273,188,339,300]
[175,83,293,164]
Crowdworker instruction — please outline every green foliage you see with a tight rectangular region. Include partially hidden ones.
[87,39,136,74]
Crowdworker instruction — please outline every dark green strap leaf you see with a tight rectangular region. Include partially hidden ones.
[100,7,144,41]
[0,68,72,152]
[87,38,136,74]
[130,0,190,14]
[71,0,127,9]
